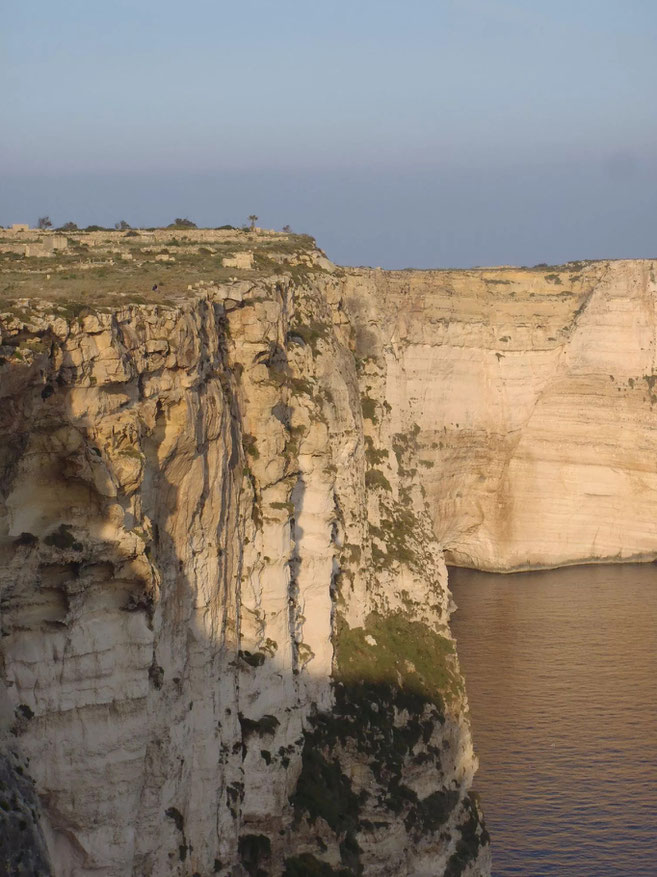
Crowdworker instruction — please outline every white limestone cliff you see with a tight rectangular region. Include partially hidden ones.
[340,260,657,571]
[0,262,488,876]
[3,240,654,876]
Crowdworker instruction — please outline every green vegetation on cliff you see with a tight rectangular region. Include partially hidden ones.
[336,611,460,706]
[288,611,465,874]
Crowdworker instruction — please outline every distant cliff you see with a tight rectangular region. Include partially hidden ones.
[2,228,654,875]
[342,259,657,571]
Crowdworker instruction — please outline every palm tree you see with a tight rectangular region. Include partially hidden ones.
[248,214,258,231]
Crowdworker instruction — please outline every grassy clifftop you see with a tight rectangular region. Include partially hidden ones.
[0,227,328,313]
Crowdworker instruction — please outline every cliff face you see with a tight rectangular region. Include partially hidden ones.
[0,245,488,877]
[2,231,655,876]
[342,260,657,570]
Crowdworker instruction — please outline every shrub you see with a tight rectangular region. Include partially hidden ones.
[239,649,266,668]
[364,435,388,466]
[44,524,82,551]
[364,469,391,492]
[286,321,328,352]
[243,434,259,459]
[164,807,184,831]
[167,217,197,229]
[361,396,378,423]
[290,748,360,834]
[238,834,271,877]
[239,714,280,737]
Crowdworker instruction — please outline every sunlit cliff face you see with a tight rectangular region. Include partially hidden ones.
[340,260,657,571]
[1,228,655,876]
[0,229,490,877]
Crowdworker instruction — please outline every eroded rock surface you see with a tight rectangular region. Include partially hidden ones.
[342,260,657,570]
[0,245,489,876]
[3,233,653,875]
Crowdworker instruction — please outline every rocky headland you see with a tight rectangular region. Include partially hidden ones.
[1,226,655,876]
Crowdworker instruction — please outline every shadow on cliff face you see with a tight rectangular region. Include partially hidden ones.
[279,611,489,877]
[0,305,249,874]
[0,306,489,877]
[291,683,459,875]
[237,671,488,877]
[0,749,51,876]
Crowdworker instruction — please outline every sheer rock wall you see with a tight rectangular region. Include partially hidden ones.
[5,250,652,874]
[0,268,488,876]
[341,260,657,571]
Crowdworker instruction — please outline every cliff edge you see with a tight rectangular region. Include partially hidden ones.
[0,229,488,876]
[2,227,655,875]
[341,259,657,571]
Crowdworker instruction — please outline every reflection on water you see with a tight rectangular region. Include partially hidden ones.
[449,564,657,876]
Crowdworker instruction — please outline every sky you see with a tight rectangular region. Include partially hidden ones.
[2,0,657,268]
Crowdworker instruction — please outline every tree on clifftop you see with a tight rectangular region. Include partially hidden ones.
[248,214,258,231]
[115,220,131,230]
[37,216,52,229]
[167,217,197,229]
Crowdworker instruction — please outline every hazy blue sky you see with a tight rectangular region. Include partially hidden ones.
[3,0,657,267]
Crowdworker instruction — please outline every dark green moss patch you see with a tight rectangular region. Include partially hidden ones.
[291,749,361,836]
[364,469,391,492]
[360,396,378,423]
[368,507,418,568]
[364,436,388,466]
[239,714,280,738]
[238,833,271,877]
[243,434,260,459]
[43,524,82,551]
[342,543,361,564]
[444,792,490,877]
[239,649,267,668]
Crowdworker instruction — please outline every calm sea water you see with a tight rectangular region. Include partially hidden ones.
[449,563,657,877]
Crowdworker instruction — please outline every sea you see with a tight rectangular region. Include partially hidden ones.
[449,563,657,876]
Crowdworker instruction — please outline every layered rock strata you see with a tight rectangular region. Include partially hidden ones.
[0,261,488,876]
[3,239,654,875]
[341,260,657,570]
